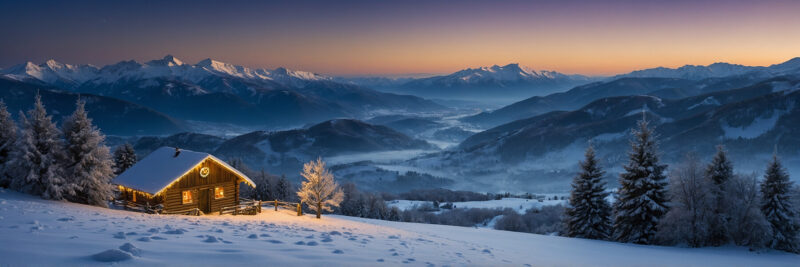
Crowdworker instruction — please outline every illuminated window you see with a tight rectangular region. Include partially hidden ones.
[132,192,137,202]
[215,186,225,199]
[182,190,193,204]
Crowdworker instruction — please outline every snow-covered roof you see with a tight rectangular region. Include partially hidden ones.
[113,147,254,195]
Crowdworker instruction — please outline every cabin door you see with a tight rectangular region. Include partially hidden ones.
[198,188,212,214]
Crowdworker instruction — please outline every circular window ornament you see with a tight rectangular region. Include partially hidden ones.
[200,167,210,178]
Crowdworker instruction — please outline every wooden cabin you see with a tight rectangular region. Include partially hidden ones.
[113,147,256,215]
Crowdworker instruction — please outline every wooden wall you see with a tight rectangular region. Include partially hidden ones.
[160,158,242,214]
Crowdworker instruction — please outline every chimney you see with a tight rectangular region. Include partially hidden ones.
[174,147,181,158]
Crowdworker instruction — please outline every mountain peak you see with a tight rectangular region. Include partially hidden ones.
[147,55,185,67]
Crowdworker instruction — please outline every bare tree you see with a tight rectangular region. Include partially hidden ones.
[658,153,715,247]
[297,158,344,219]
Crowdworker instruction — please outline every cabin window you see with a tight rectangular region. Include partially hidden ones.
[132,192,137,202]
[182,190,193,204]
[215,186,225,199]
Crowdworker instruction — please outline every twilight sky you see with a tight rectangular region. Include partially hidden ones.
[1,0,799,76]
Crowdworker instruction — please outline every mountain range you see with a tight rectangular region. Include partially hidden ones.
[463,58,800,128]
[0,56,444,134]
[347,63,600,104]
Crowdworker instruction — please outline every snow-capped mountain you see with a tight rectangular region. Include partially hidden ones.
[616,57,800,80]
[391,63,600,103]
[1,56,444,130]
[2,60,99,88]
[432,77,800,192]
[462,59,800,128]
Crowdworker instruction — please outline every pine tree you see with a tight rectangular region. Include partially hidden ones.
[112,143,137,175]
[565,143,612,240]
[276,175,290,201]
[11,93,67,200]
[613,118,669,244]
[297,158,344,219]
[62,98,115,207]
[705,145,734,246]
[760,154,799,253]
[0,100,17,188]
[250,170,273,201]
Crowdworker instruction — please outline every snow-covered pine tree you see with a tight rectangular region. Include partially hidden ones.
[276,175,290,201]
[760,154,799,253]
[11,93,67,200]
[297,158,344,219]
[565,143,612,240]
[613,118,669,244]
[112,143,137,175]
[705,145,734,246]
[0,100,17,188]
[250,170,273,201]
[62,98,115,207]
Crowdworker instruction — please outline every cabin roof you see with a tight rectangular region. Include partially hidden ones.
[113,147,255,195]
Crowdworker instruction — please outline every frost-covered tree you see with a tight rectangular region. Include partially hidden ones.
[0,100,17,188]
[613,119,669,244]
[705,145,734,246]
[297,158,344,219]
[112,143,137,175]
[658,153,715,247]
[276,175,290,201]
[723,173,772,248]
[11,94,67,200]
[565,144,612,240]
[760,155,799,253]
[62,99,115,207]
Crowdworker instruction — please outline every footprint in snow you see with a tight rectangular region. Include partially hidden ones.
[113,232,126,239]
[306,241,318,246]
[247,234,258,239]
[321,237,333,242]
[150,236,167,240]
[137,237,151,242]
[329,231,342,236]
[305,234,315,239]
[482,249,492,254]
[266,240,283,244]
[56,217,74,222]
[91,249,133,262]
[388,235,400,239]
[259,233,270,237]
[163,228,187,235]
[332,249,344,254]
[294,241,306,245]
[119,243,141,256]
[203,235,219,243]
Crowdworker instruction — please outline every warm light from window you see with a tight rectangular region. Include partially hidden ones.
[215,187,224,199]
[132,193,137,202]
[182,190,193,204]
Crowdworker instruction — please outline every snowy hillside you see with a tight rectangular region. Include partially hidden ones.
[0,190,797,266]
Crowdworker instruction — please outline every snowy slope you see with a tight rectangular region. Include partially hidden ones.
[1,190,798,266]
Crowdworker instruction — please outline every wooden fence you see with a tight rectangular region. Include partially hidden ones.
[219,198,262,215]
[113,200,162,214]
[263,199,304,216]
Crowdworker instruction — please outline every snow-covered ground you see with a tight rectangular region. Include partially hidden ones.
[387,197,567,214]
[1,189,798,266]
